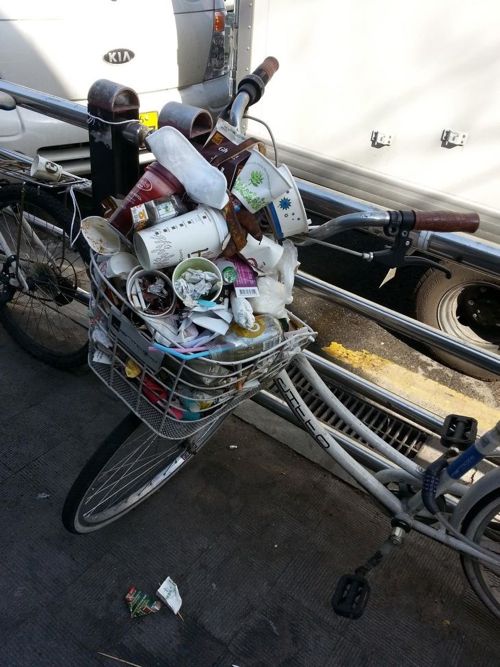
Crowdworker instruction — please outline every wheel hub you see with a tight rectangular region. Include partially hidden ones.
[30,261,76,306]
[457,285,500,345]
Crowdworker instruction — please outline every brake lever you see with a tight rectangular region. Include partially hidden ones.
[370,222,452,278]
[372,247,452,277]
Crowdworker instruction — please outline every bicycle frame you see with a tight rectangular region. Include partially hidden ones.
[277,360,500,569]
[3,64,496,580]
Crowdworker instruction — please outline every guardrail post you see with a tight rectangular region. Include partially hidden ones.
[87,79,140,213]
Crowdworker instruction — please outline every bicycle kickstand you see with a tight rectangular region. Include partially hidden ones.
[331,521,410,620]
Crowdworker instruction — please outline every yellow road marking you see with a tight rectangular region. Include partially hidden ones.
[323,342,499,433]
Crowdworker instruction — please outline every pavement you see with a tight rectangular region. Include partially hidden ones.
[1,320,500,667]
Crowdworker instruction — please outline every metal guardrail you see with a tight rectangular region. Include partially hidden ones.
[0,79,89,129]
[0,78,142,210]
[295,271,500,376]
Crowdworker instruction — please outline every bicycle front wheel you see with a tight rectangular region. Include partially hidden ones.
[461,491,500,618]
[62,412,227,533]
[0,185,90,368]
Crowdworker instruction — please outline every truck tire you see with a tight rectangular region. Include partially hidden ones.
[414,261,500,381]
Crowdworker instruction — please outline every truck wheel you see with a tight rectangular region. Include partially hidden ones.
[414,261,500,380]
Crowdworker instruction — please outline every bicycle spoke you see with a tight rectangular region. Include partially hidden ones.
[95,446,181,497]
[83,433,181,514]
[0,190,90,361]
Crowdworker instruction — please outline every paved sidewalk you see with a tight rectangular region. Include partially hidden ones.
[0,325,499,667]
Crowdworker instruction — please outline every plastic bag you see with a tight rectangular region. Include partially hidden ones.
[248,240,299,318]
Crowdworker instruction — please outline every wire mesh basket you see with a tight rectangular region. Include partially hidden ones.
[88,252,316,440]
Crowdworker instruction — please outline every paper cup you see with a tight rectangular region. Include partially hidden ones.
[231,150,291,213]
[239,234,284,275]
[134,206,228,270]
[81,216,121,255]
[125,268,176,318]
[172,257,223,304]
[108,162,183,238]
[30,155,63,182]
[267,164,310,238]
[105,252,139,279]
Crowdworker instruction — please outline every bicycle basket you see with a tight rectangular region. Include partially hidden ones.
[88,253,315,440]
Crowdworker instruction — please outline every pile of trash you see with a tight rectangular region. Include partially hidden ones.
[82,104,313,424]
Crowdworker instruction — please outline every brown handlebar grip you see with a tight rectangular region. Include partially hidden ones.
[251,57,280,85]
[413,211,480,233]
[238,57,280,105]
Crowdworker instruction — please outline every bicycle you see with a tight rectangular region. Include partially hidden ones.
[0,92,91,368]
[52,59,499,620]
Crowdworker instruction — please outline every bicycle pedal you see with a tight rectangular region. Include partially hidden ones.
[331,574,370,620]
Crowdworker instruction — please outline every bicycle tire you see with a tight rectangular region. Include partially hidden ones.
[62,412,228,533]
[0,184,90,369]
[460,490,500,618]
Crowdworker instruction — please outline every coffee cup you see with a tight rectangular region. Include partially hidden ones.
[239,234,284,275]
[172,257,223,304]
[133,206,228,271]
[108,162,183,238]
[105,252,139,279]
[231,150,291,213]
[267,164,310,238]
[125,268,176,318]
[30,155,63,182]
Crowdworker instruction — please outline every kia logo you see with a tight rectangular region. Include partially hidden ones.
[103,49,135,64]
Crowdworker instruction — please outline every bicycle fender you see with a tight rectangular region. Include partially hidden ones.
[451,468,500,530]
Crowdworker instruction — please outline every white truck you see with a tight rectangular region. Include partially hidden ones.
[236,0,499,379]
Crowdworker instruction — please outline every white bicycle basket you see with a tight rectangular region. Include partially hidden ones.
[88,253,316,440]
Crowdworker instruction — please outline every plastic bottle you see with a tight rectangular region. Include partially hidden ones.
[208,314,283,362]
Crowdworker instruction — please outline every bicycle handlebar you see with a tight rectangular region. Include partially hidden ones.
[412,211,480,233]
[237,56,280,106]
[253,56,280,83]
[308,209,480,242]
